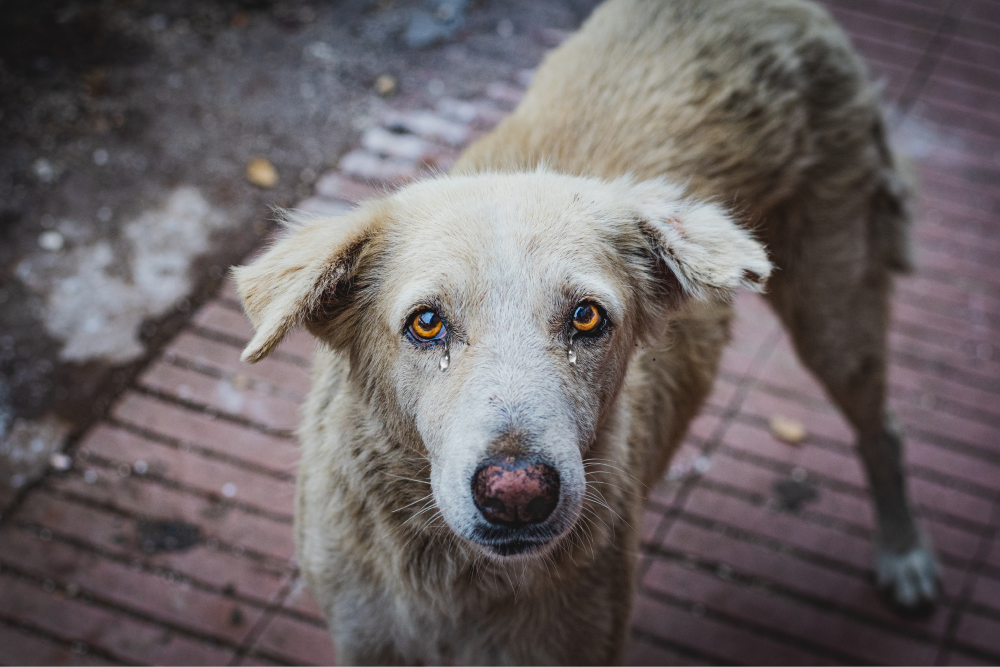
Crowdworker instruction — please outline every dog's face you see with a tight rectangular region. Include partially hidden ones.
[235,171,770,560]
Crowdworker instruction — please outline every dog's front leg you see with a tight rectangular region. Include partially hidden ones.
[325,587,426,666]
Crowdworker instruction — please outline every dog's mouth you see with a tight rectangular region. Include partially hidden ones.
[469,523,562,558]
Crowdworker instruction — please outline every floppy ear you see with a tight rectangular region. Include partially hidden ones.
[630,180,772,302]
[232,206,382,363]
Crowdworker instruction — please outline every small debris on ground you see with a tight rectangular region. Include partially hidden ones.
[37,231,64,252]
[49,453,72,471]
[375,74,397,96]
[137,519,201,553]
[772,477,818,512]
[246,157,278,188]
[769,415,806,444]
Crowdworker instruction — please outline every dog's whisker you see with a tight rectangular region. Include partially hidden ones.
[381,472,432,486]
[391,492,435,513]
[584,489,630,531]
[581,500,617,539]
[581,460,648,488]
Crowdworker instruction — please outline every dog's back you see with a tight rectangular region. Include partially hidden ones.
[459,0,910,269]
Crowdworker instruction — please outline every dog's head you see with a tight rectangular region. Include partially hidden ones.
[235,170,770,559]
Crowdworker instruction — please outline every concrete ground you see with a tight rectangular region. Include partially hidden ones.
[1,0,999,664]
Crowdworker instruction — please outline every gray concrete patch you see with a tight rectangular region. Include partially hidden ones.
[17,187,229,363]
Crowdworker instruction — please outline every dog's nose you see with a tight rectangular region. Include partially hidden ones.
[472,458,560,527]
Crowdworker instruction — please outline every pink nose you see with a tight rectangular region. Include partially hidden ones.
[472,458,560,527]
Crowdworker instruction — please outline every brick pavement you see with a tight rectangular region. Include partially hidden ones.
[2,1,999,664]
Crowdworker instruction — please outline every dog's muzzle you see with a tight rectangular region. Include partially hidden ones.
[470,456,561,556]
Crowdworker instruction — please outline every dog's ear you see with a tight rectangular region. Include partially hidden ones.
[630,180,772,302]
[232,207,382,363]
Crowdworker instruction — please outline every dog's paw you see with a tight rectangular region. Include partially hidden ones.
[875,544,939,617]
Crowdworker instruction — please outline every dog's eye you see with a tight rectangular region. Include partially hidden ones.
[408,309,446,341]
[572,302,604,334]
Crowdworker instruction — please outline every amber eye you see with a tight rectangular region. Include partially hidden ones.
[408,309,445,341]
[572,303,603,333]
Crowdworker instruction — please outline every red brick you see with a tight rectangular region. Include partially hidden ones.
[951,30,1000,63]
[715,426,995,524]
[824,4,936,52]
[642,559,938,665]
[641,510,664,544]
[917,171,1000,218]
[753,340,830,404]
[295,196,353,217]
[629,593,827,665]
[826,0,946,26]
[955,612,1000,657]
[846,29,925,70]
[625,635,706,666]
[917,194,1000,238]
[653,518,956,636]
[0,622,106,666]
[718,344,763,379]
[970,574,1000,613]
[650,440,708,498]
[905,427,1000,490]
[890,363,1000,421]
[0,528,264,646]
[716,298,779,377]
[78,424,295,518]
[381,109,469,146]
[313,171,381,203]
[935,52,1000,106]
[889,332,1000,385]
[484,82,524,108]
[361,127,435,161]
[703,375,738,410]
[112,392,298,474]
[705,449,874,527]
[685,410,722,443]
[138,362,299,432]
[909,476,996,526]
[681,485,873,572]
[0,543,235,664]
[48,471,295,563]
[916,100,1000,145]
[703,448,986,566]
[922,77,1000,135]
[913,224,1000,263]
[250,614,336,666]
[720,421,867,488]
[14,492,288,605]
[165,332,311,399]
[944,648,999,666]
[192,301,316,361]
[989,539,1000,569]
[907,248,1000,299]
[894,302,1000,347]
[281,577,326,623]
[739,386,853,445]
[337,149,418,184]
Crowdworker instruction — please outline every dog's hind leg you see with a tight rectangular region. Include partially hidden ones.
[762,174,938,615]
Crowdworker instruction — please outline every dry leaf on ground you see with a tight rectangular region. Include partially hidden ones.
[769,415,806,444]
[375,74,397,96]
[246,157,278,187]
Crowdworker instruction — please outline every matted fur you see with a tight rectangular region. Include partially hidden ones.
[235,1,936,663]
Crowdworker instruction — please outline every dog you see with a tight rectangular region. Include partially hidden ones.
[235,0,939,662]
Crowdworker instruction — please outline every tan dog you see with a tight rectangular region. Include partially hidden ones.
[235,0,938,663]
